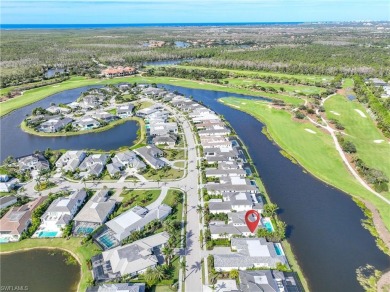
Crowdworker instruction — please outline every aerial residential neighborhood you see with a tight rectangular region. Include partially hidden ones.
[0,83,301,292]
[1,3,389,291]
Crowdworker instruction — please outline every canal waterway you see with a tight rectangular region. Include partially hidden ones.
[0,86,139,161]
[159,84,390,292]
[0,249,80,292]
[0,84,389,291]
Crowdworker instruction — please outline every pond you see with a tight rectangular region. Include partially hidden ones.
[174,41,190,48]
[143,58,193,66]
[45,68,66,78]
[0,249,80,292]
[0,86,139,161]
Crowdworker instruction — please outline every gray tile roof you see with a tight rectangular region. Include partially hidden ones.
[214,238,287,270]
[44,189,86,215]
[239,270,302,292]
[86,283,146,292]
[134,146,165,169]
[18,153,50,172]
[74,190,116,224]
[106,204,171,241]
[239,270,279,292]
[205,168,246,177]
[106,163,122,177]
[101,232,169,276]
[206,183,257,194]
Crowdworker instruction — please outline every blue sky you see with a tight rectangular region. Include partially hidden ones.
[1,0,389,24]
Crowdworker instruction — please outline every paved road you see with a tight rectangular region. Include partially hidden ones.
[19,101,204,291]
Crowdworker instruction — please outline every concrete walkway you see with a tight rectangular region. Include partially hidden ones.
[146,186,168,210]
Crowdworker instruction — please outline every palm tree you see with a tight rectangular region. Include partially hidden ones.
[209,269,219,284]
[264,203,279,217]
[81,177,87,190]
[34,175,41,189]
[155,265,168,281]
[196,204,203,215]
[143,268,158,288]
[162,246,174,266]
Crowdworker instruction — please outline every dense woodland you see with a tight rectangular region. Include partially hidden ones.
[1,22,390,87]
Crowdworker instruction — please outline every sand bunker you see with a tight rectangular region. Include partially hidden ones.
[305,129,316,134]
[330,111,340,116]
[374,140,384,144]
[354,109,367,118]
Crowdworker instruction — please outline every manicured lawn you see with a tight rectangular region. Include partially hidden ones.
[173,161,185,168]
[107,108,116,115]
[324,93,390,200]
[163,189,184,222]
[225,77,326,95]
[163,148,185,161]
[221,97,390,231]
[0,238,101,292]
[142,167,184,180]
[0,76,100,116]
[1,75,302,117]
[115,189,161,215]
[174,65,334,83]
[136,100,154,110]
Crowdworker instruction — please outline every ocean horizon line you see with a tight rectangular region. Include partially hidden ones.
[0,21,341,30]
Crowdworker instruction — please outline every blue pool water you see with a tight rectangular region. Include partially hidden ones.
[76,226,95,235]
[264,221,274,232]
[231,140,239,147]
[0,237,9,243]
[274,244,283,256]
[245,167,252,176]
[38,231,58,238]
[98,234,115,249]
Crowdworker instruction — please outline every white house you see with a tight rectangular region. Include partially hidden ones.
[55,150,87,172]
[34,190,87,237]
[72,116,100,130]
[0,175,18,192]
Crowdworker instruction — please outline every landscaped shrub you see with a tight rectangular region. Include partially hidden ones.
[294,111,305,119]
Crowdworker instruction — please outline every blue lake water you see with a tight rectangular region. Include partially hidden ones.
[0,86,139,161]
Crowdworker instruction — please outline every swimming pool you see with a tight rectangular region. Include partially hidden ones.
[274,243,285,256]
[38,231,58,238]
[76,226,95,235]
[0,237,10,243]
[264,221,274,232]
[98,234,115,249]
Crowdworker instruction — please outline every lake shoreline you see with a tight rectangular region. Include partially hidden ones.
[0,246,83,292]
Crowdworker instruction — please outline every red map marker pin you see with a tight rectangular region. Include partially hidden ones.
[245,210,261,233]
